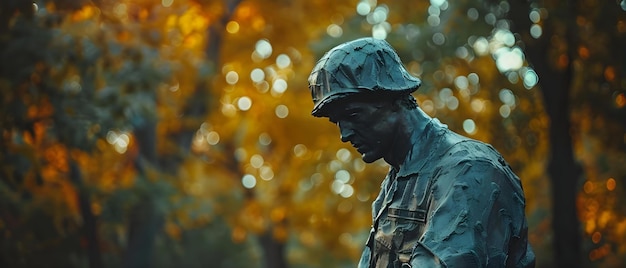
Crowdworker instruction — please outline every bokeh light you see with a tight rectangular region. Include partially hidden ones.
[250,68,265,83]
[327,24,343,38]
[225,71,239,85]
[237,96,252,111]
[254,39,272,59]
[161,0,173,7]
[250,154,264,168]
[356,1,371,15]
[275,104,289,118]
[463,119,477,134]
[276,54,291,68]
[106,130,130,154]
[272,78,288,95]
[530,24,542,39]
[242,174,257,189]
[226,21,240,34]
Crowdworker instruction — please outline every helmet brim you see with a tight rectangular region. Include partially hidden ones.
[311,91,359,117]
[311,88,419,117]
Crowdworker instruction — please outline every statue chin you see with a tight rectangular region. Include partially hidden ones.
[360,153,381,164]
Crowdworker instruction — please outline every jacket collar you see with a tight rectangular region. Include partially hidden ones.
[396,120,446,178]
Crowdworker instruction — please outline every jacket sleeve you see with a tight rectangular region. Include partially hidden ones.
[410,160,533,267]
[358,245,372,268]
[358,175,391,268]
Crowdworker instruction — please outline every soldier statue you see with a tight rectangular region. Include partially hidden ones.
[308,37,535,268]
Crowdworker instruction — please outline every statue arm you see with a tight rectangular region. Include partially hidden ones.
[357,245,372,268]
[411,160,530,267]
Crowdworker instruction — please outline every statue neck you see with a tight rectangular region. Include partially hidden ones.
[385,107,432,169]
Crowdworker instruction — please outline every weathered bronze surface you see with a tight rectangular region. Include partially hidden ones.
[309,37,535,268]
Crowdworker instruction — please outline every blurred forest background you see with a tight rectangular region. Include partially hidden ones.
[1,0,625,267]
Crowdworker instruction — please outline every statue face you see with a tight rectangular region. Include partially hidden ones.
[326,98,398,163]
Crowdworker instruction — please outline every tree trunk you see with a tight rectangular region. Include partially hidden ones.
[259,228,288,268]
[69,160,104,268]
[122,194,163,268]
[539,64,583,268]
[122,120,164,268]
[507,1,583,267]
[121,0,246,265]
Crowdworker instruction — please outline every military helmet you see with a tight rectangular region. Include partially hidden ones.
[308,37,421,117]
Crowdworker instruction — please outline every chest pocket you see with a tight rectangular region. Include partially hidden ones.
[373,208,428,266]
[372,173,435,266]
[388,208,427,222]
[390,207,427,241]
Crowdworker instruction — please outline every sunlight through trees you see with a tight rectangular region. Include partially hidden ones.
[1,0,625,267]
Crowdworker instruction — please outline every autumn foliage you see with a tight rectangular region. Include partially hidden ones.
[1,0,625,267]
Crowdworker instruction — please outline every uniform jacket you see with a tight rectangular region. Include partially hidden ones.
[358,120,535,268]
